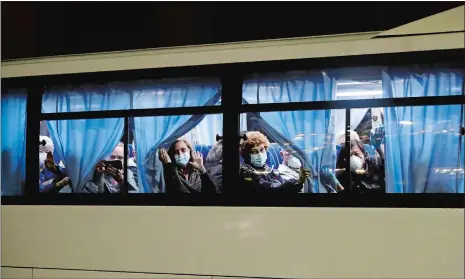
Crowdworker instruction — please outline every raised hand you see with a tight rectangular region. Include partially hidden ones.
[95,160,106,173]
[159,148,171,164]
[370,124,385,149]
[189,151,206,174]
[298,167,311,184]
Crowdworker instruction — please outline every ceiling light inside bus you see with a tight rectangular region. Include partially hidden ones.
[336,90,383,97]
[399,121,414,125]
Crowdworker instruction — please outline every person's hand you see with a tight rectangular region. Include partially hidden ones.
[370,125,385,149]
[159,148,171,164]
[106,166,123,182]
[55,177,70,188]
[189,151,206,174]
[336,183,344,192]
[298,167,311,184]
[95,160,106,173]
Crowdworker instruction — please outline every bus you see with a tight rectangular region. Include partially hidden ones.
[1,5,464,279]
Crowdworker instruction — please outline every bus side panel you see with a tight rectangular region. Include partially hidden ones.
[1,205,463,279]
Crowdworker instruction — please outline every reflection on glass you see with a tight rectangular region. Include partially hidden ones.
[133,114,223,193]
[239,110,345,194]
[39,118,125,193]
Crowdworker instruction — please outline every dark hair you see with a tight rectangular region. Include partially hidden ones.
[167,139,194,162]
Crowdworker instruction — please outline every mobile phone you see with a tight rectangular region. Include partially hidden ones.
[104,160,123,170]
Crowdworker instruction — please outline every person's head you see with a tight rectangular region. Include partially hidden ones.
[359,131,370,144]
[107,142,125,162]
[335,131,365,171]
[280,150,302,169]
[39,136,54,169]
[206,139,223,164]
[240,131,270,168]
[131,141,137,161]
[168,139,194,168]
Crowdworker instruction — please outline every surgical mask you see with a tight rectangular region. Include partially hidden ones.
[287,156,301,169]
[174,152,190,167]
[39,152,47,169]
[250,152,267,168]
[350,155,364,172]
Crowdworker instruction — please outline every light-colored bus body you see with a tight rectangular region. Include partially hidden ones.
[2,6,464,279]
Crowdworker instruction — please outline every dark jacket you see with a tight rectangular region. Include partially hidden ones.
[205,162,222,193]
[83,168,139,193]
[238,163,302,194]
[163,163,218,194]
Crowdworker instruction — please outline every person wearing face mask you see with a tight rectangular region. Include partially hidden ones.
[279,149,344,193]
[278,150,302,182]
[336,129,385,193]
[83,142,139,193]
[39,136,70,193]
[159,139,218,194]
[238,131,310,194]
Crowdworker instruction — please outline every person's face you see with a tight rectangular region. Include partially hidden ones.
[249,144,266,156]
[109,145,124,161]
[281,150,291,164]
[351,143,365,165]
[174,141,190,156]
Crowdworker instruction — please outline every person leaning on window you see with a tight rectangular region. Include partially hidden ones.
[159,139,218,194]
[238,131,310,194]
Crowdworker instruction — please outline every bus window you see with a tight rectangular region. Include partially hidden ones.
[132,113,223,193]
[39,118,125,193]
[239,110,345,194]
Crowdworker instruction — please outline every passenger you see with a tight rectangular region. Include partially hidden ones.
[239,131,310,193]
[39,136,70,193]
[128,141,138,186]
[159,139,218,193]
[83,142,139,193]
[336,128,385,193]
[278,150,301,182]
[279,149,344,193]
[205,138,223,193]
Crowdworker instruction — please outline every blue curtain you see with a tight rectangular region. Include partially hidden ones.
[1,89,27,195]
[43,86,126,192]
[383,68,464,193]
[132,80,221,193]
[43,83,131,112]
[243,72,337,193]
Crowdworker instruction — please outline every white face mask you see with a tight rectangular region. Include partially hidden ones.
[287,156,302,169]
[350,155,364,172]
[250,152,267,168]
[39,152,47,169]
[174,151,190,167]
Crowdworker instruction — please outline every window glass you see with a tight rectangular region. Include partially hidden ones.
[1,89,27,196]
[243,67,463,104]
[42,78,221,113]
[39,118,125,193]
[132,113,223,194]
[239,110,345,194]
[341,105,464,194]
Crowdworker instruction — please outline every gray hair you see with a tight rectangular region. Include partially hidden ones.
[206,140,223,163]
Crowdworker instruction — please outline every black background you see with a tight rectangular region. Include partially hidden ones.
[2,1,462,60]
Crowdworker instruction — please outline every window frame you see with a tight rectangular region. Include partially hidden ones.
[2,49,464,208]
